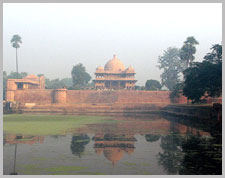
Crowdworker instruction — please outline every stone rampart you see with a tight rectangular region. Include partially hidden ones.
[11,90,184,104]
[7,89,189,113]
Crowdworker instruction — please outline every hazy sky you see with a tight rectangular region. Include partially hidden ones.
[3,3,222,85]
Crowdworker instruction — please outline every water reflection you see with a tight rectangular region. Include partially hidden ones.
[3,114,222,175]
[70,134,90,158]
[92,134,137,165]
[157,121,222,175]
[145,134,160,142]
[158,123,184,174]
[179,134,222,175]
[5,135,44,145]
[10,144,17,175]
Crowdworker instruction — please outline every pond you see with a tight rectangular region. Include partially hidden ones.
[3,113,222,175]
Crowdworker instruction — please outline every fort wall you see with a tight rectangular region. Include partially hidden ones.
[7,89,189,113]
[13,89,53,104]
[11,90,183,105]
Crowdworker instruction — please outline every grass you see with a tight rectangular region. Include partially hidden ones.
[3,114,110,136]
[18,164,88,175]
[122,162,137,166]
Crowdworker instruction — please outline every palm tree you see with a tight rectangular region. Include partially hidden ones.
[11,35,22,74]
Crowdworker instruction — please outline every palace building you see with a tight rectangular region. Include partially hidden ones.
[93,55,137,90]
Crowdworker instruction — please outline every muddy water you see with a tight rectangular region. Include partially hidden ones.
[3,114,222,175]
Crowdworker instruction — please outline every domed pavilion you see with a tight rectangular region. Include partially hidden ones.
[93,55,137,90]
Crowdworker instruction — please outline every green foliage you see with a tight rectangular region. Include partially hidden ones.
[182,44,222,103]
[135,85,145,90]
[45,77,73,89]
[158,47,185,91]
[11,34,22,49]
[145,79,162,90]
[204,44,222,64]
[183,61,222,103]
[169,82,184,102]
[180,36,199,68]
[71,63,91,88]
[7,71,28,79]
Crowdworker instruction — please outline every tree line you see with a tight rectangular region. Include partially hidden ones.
[157,36,222,103]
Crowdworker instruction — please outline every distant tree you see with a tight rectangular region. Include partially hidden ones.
[7,71,28,79]
[45,77,73,89]
[182,44,222,103]
[135,85,145,90]
[180,36,199,68]
[145,79,162,90]
[60,78,73,88]
[11,35,22,74]
[169,82,184,102]
[71,63,91,89]
[158,47,185,91]
[37,74,44,77]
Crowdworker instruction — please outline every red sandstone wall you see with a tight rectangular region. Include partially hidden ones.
[14,89,53,104]
[12,89,188,105]
[66,90,179,104]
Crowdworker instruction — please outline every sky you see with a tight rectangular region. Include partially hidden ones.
[3,3,222,85]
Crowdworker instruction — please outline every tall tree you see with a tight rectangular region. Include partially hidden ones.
[71,63,91,89]
[145,79,162,90]
[11,35,22,74]
[158,47,185,91]
[180,36,199,68]
[204,44,222,64]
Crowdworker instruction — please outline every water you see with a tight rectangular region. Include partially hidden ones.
[3,114,222,175]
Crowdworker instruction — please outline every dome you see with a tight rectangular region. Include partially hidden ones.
[104,55,125,72]
[23,74,39,80]
[103,147,124,165]
[126,65,134,72]
[96,66,104,71]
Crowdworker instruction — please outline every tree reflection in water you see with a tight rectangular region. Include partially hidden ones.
[179,134,222,175]
[70,134,90,158]
[157,123,184,174]
[145,134,160,142]
[158,121,222,175]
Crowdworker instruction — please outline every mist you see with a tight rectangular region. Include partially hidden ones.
[3,3,222,85]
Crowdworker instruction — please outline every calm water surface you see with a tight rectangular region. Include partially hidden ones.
[3,114,222,175]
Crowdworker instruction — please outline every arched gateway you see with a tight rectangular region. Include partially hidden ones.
[93,55,137,90]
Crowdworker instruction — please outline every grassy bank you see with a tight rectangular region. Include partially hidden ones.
[3,114,110,136]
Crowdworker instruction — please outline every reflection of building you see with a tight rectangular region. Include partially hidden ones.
[5,135,44,145]
[93,55,137,90]
[93,134,137,165]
